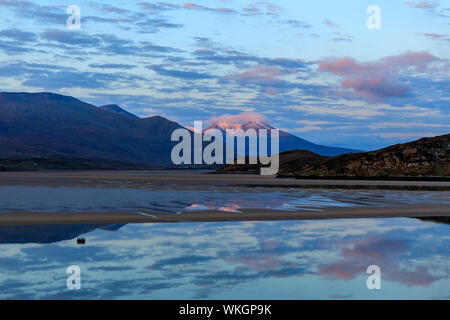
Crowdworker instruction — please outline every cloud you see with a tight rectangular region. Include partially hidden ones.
[40,30,181,57]
[88,63,136,70]
[318,51,445,101]
[147,65,215,80]
[0,28,36,42]
[208,112,268,124]
[139,2,181,13]
[136,18,183,33]
[87,2,183,32]
[150,255,216,269]
[403,1,440,9]
[0,0,67,24]
[42,30,102,47]
[183,3,237,14]
[329,37,352,42]
[22,71,123,89]
[194,48,307,70]
[141,1,281,16]
[322,19,340,28]
[284,19,311,29]
[264,87,279,96]
[423,33,448,38]
[227,65,286,85]
[319,235,444,287]
[0,40,36,55]
[224,62,309,96]
[84,2,137,24]
[0,61,143,90]
[423,33,449,41]
[242,2,282,16]
[141,41,182,53]
[88,2,131,15]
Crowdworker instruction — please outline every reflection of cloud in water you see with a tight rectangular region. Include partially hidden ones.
[185,203,242,213]
[0,218,448,299]
[319,235,446,286]
[1,186,449,214]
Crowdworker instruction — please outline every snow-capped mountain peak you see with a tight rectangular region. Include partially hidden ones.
[205,121,243,132]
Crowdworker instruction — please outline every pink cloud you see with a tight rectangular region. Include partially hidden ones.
[264,87,279,96]
[183,3,236,13]
[319,261,362,279]
[318,51,443,101]
[242,6,261,15]
[403,1,440,9]
[256,2,282,15]
[231,255,282,271]
[318,235,444,287]
[227,65,286,85]
[208,112,268,125]
[423,33,448,38]
[242,2,282,16]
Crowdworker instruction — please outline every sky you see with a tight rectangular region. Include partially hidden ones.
[0,0,449,150]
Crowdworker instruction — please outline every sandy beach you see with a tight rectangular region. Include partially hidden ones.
[0,204,449,226]
[0,170,449,189]
[0,170,448,226]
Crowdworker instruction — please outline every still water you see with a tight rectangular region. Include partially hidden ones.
[0,186,449,213]
[0,218,448,299]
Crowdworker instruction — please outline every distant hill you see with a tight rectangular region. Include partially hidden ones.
[217,134,450,177]
[216,149,326,174]
[99,104,139,119]
[204,120,360,157]
[282,134,450,177]
[0,92,183,167]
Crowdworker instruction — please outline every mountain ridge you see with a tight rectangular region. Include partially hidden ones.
[217,134,450,177]
[202,120,360,156]
[0,92,182,166]
[99,104,139,119]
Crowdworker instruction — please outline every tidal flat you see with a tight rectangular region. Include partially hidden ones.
[0,171,449,299]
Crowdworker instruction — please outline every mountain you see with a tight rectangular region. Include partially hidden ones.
[100,104,139,119]
[0,92,183,167]
[217,134,450,177]
[204,120,360,156]
[0,92,360,170]
[206,121,243,132]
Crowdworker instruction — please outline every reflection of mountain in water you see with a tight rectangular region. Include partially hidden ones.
[0,224,125,244]
[417,216,450,225]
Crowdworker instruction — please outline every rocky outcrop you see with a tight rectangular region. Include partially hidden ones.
[217,134,450,177]
[283,134,449,177]
[216,149,326,174]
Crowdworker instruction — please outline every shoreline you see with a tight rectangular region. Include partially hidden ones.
[0,171,449,190]
[0,171,449,226]
[0,204,449,226]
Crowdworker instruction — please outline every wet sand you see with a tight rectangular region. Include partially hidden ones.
[0,170,449,190]
[0,171,449,225]
[0,204,449,226]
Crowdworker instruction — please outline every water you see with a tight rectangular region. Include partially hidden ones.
[0,218,448,299]
[0,183,448,299]
[0,186,449,213]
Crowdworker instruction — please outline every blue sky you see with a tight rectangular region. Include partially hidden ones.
[0,0,449,150]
